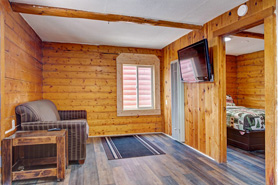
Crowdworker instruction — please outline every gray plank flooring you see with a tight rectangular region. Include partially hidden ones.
[12,134,265,185]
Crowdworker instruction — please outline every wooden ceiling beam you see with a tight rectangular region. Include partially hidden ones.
[213,6,274,37]
[11,2,203,30]
[234,31,264,39]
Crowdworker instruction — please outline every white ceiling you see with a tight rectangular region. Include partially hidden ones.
[21,14,191,49]
[226,24,264,56]
[246,24,264,34]
[11,0,248,24]
[11,0,247,49]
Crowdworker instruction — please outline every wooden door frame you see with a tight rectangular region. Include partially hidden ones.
[0,9,4,141]
[213,7,277,185]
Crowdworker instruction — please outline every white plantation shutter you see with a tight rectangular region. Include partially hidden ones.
[123,65,153,110]
[138,67,152,108]
[123,66,137,109]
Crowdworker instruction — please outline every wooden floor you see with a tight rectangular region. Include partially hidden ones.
[12,134,265,185]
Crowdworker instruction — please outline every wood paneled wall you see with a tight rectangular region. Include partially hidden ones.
[162,0,274,163]
[226,55,238,104]
[42,43,164,136]
[236,51,265,109]
[226,51,265,109]
[0,0,43,139]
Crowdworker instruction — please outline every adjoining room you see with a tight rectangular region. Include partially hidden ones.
[225,24,265,183]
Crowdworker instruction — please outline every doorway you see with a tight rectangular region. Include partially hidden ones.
[224,23,265,183]
[170,60,185,142]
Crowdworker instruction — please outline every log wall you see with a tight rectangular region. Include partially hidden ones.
[226,51,265,109]
[42,43,164,136]
[226,55,238,104]
[236,51,265,109]
[0,0,43,139]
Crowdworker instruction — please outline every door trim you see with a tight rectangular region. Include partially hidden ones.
[171,60,185,142]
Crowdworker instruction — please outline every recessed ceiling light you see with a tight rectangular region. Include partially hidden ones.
[224,37,232,42]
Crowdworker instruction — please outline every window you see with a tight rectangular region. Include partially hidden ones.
[117,53,160,116]
[123,65,153,110]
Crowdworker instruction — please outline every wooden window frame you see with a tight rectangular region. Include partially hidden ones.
[117,53,161,116]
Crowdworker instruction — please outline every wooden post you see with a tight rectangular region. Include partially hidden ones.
[264,13,277,185]
[215,36,227,163]
[2,139,12,185]
[56,136,66,180]
[0,7,6,141]
[66,130,68,168]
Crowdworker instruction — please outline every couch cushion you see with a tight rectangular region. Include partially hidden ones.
[16,100,61,122]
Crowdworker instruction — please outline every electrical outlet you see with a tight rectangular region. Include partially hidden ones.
[5,120,16,134]
[12,119,15,128]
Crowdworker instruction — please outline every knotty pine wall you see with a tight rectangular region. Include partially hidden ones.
[226,51,265,109]
[237,51,265,109]
[42,43,164,136]
[163,0,273,163]
[226,55,238,104]
[0,0,43,139]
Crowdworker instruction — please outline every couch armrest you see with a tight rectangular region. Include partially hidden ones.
[21,120,88,138]
[21,119,87,127]
[21,119,88,161]
[21,120,88,137]
[58,110,87,120]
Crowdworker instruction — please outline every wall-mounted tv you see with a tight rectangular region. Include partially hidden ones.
[178,39,213,83]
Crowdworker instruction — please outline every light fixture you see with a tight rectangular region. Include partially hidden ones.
[224,37,232,42]
[237,5,248,17]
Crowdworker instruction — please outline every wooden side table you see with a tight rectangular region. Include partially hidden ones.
[2,130,68,185]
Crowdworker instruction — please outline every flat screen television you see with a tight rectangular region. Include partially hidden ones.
[178,39,213,83]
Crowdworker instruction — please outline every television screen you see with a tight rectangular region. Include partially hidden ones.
[178,39,212,83]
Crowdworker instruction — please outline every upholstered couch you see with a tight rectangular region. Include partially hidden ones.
[15,99,89,163]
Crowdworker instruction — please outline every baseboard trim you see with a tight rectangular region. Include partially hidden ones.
[162,133,216,162]
[88,132,164,138]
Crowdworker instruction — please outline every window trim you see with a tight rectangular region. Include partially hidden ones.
[117,53,161,117]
